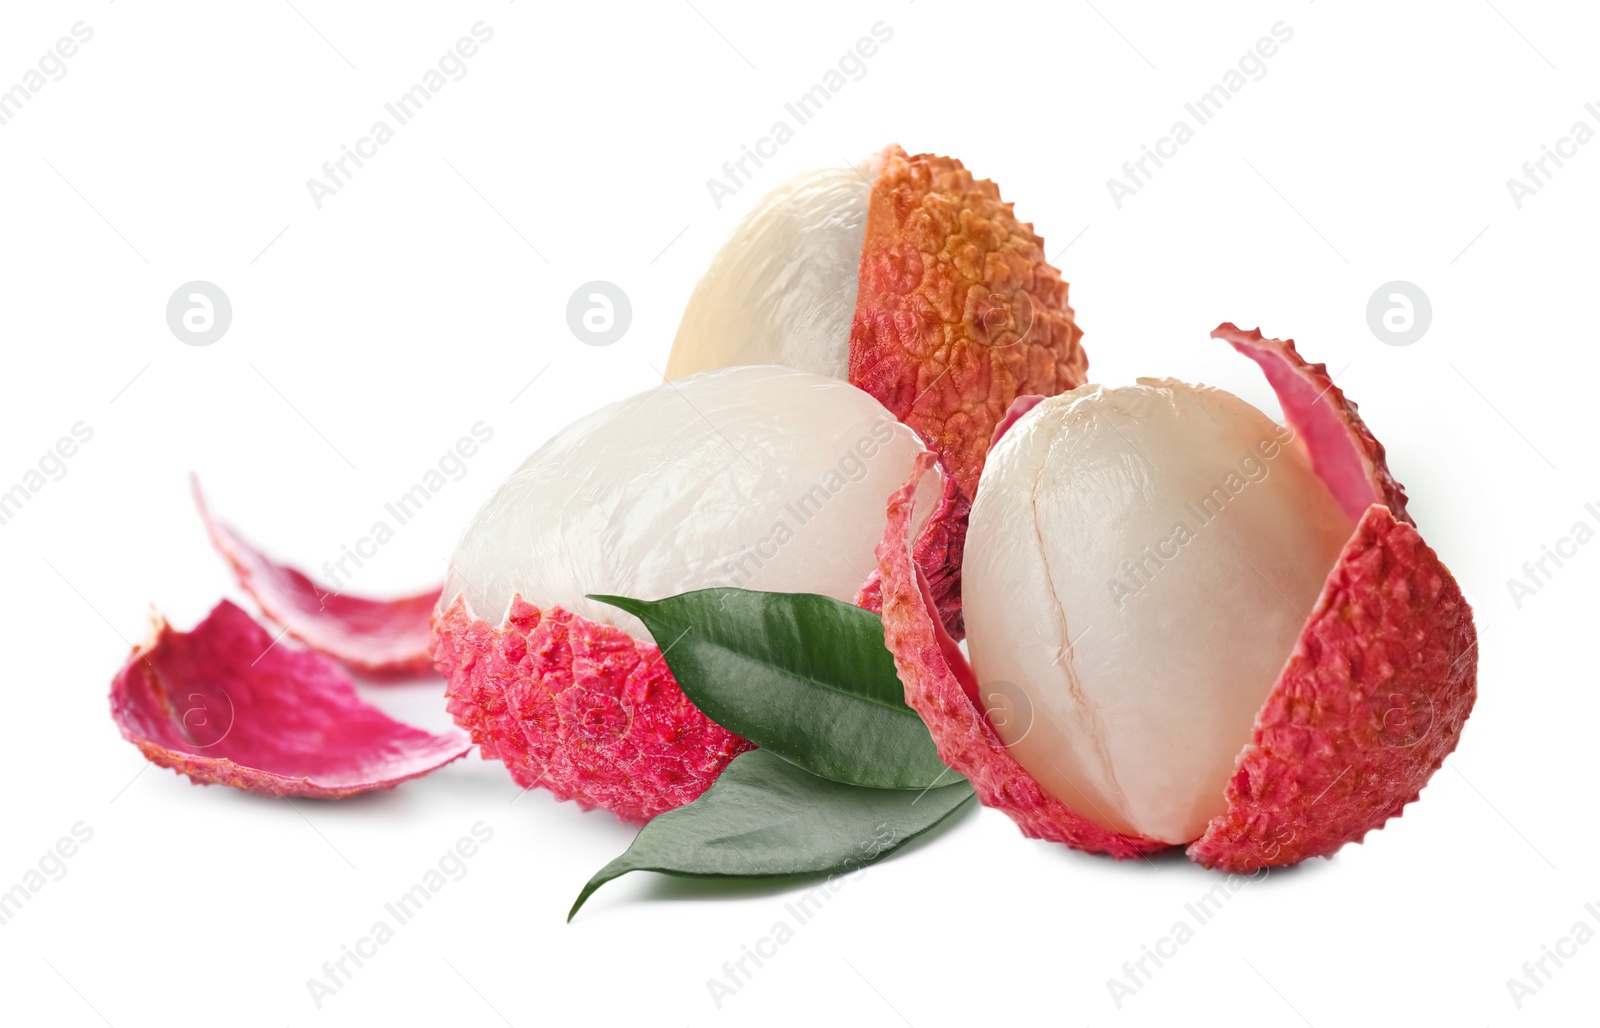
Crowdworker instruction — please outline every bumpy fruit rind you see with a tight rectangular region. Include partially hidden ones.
[876,453,1170,859]
[194,477,438,677]
[1188,325,1473,869]
[850,147,1088,499]
[1188,503,1477,870]
[1212,323,1410,524]
[855,456,971,639]
[432,595,754,823]
[109,600,469,798]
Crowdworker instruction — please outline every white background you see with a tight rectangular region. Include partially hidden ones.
[1,1,1595,1025]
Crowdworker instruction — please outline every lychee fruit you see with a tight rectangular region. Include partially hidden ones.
[667,145,1088,500]
[432,365,942,821]
[875,325,1477,870]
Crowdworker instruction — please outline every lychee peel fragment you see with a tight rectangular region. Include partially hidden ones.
[1211,323,1411,525]
[876,453,1170,859]
[432,595,754,823]
[851,147,1088,498]
[1188,503,1477,870]
[109,600,470,798]
[988,394,1047,451]
[1186,324,1473,868]
[855,457,970,640]
[195,476,439,677]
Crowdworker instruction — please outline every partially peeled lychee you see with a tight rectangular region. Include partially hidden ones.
[668,145,1088,500]
[433,365,943,821]
[877,326,1477,870]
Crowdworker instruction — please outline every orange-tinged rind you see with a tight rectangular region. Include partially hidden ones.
[851,146,1088,498]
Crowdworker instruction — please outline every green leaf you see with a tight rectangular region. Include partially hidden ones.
[568,749,974,920]
[589,588,951,789]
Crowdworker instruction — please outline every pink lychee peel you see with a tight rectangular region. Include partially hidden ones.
[1211,323,1410,525]
[876,326,1478,868]
[194,476,439,678]
[432,594,754,822]
[988,394,1047,451]
[1186,502,1476,870]
[854,457,970,640]
[110,600,469,798]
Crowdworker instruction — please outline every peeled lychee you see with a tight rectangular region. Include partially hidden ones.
[668,145,1088,499]
[433,365,936,821]
[876,326,1477,870]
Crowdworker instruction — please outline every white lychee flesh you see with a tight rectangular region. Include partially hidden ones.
[444,365,928,637]
[665,160,877,382]
[961,380,1355,844]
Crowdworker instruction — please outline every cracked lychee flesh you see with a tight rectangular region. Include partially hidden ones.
[667,145,1088,500]
[434,365,933,821]
[876,326,1477,869]
[963,380,1354,844]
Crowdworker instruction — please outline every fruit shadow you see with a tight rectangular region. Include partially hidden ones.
[1041,837,1332,884]
[214,753,636,828]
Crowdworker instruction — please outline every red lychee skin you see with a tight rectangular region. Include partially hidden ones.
[1188,503,1477,870]
[855,456,971,640]
[876,452,1171,860]
[432,595,754,823]
[110,600,470,798]
[850,147,1089,501]
[988,394,1047,450]
[1211,324,1411,525]
[194,477,438,678]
